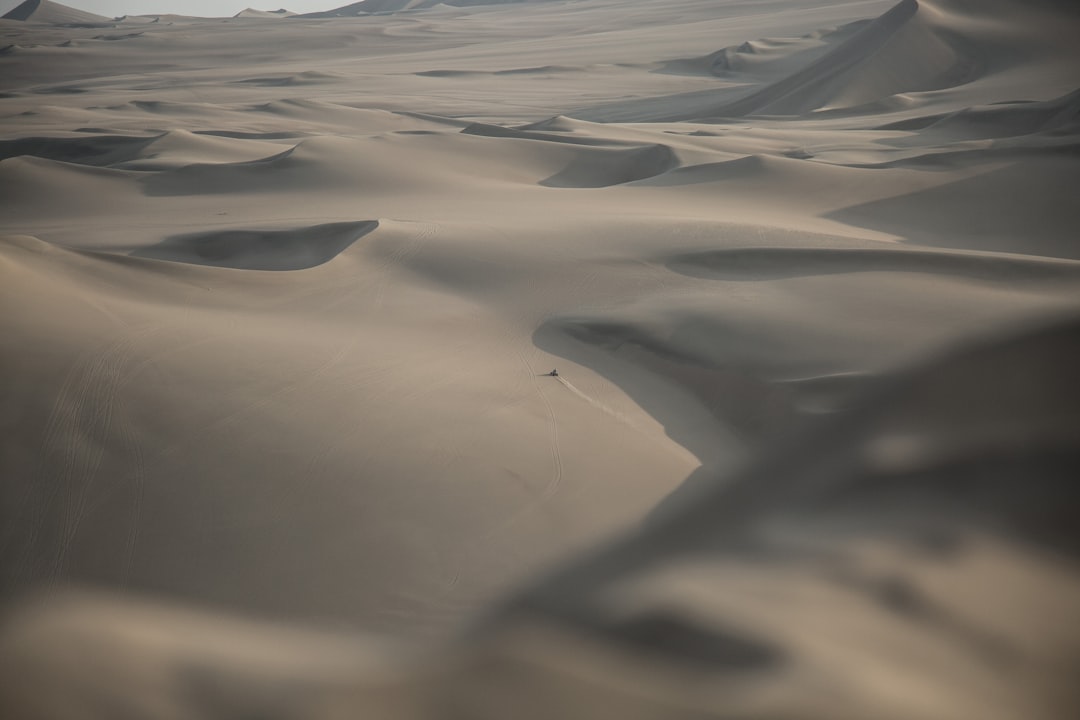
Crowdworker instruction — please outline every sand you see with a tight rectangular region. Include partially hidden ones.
[0,0,1078,716]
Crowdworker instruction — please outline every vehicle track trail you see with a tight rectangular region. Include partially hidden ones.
[371,220,437,309]
[518,348,564,506]
[5,325,164,585]
[554,375,637,428]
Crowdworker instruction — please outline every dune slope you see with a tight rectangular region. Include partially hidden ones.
[1,0,109,23]
[0,2,1076,701]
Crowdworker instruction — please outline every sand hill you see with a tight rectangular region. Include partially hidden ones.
[0,0,1077,716]
[1,0,110,23]
[583,0,1080,122]
[299,0,552,18]
[234,8,297,19]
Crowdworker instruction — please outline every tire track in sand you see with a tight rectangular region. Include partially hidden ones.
[52,325,164,580]
[518,348,564,505]
[553,375,638,427]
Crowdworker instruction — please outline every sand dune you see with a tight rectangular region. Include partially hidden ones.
[0,129,289,169]
[133,220,381,270]
[578,0,1080,122]
[0,0,1078,716]
[706,0,979,117]
[668,246,1080,284]
[2,317,1077,720]
[299,0,554,18]
[234,8,297,19]
[1,0,109,24]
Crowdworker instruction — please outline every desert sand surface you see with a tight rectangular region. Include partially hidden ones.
[0,0,1079,716]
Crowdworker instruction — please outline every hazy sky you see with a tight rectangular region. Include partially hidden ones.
[0,0,342,17]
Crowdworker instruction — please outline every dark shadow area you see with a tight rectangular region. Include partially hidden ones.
[507,316,1080,626]
[0,133,153,166]
[596,611,784,670]
[536,320,771,458]
[131,220,379,271]
[666,246,1080,283]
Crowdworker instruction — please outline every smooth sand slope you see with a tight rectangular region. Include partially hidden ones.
[0,1,1078,713]
[234,9,298,19]
[1,0,109,23]
[2,318,1078,719]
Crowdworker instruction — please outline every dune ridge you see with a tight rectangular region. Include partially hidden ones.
[233,8,297,19]
[577,0,1080,123]
[1,0,109,23]
[132,220,380,270]
[298,0,555,18]
[705,0,978,117]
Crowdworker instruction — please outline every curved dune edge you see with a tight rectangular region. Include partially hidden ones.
[233,8,297,19]
[0,130,293,169]
[1,0,110,23]
[298,0,557,18]
[1,222,383,272]
[132,220,381,271]
[666,246,1080,283]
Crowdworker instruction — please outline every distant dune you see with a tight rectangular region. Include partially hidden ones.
[233,8,297,19]
[298,0,554,18]
[580,0,1080,122]
[1,0,110,23]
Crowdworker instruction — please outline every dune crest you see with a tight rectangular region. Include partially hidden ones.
[579,0,1080,122]
[708,0,979,117]
[233,8,297,19]
[299,0,553,18]
[133,220,380,271]
[1,0,109,23]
